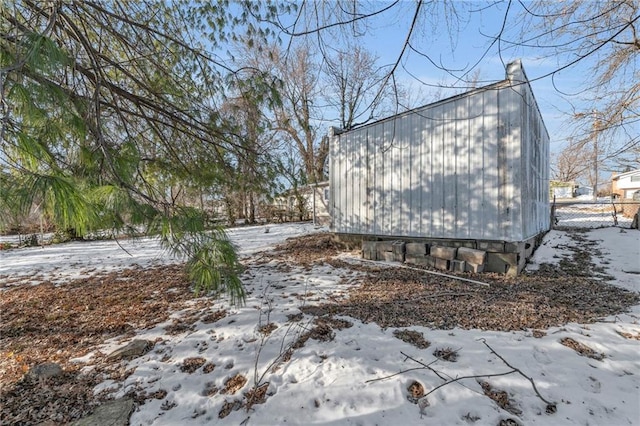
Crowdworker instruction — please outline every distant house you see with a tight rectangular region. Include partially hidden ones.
[612,170,640,199]
[304,182,330,226]
[329,60,550,275]
[550,180,575,199]
[575,185,594,198]
[271,182,330,225]
[612,170,640,221]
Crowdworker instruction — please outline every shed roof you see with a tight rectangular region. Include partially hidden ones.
[330,59,544,137]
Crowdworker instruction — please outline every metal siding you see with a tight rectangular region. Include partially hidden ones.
[421,113,433,237]
[331,132,342,233]
[441,102,455,237]
[329,134,336,231]
[372,124,380,235]
[497,86,515,240]
[431,104,445,237]
[360,128,370,234]
[391,121,402,235]
[408,113,417,235]
[380,122,390,234]
[353,129,367,234]
[469,92,484,235]
[330,66,549,242]
[369,127,378,235]
[364,129,373,233]
[456,95,471,238]
[412,113,424,237]
[482,89,499,239]
[520,84,550,239]
[521,87,533,238]
[341,132,350,233]
[402,113,413,235]
[508,86,523,241]
[373,125,383,235]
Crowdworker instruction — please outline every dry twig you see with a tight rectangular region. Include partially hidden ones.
[479,338,557,412]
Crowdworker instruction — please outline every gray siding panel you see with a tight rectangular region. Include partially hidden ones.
[482,90,499,239]
[330,62,549,242]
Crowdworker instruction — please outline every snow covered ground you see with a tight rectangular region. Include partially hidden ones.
[0,223,320,284]
[1,223,639,425]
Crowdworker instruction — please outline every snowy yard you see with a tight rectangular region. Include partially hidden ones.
[1,223,639,425]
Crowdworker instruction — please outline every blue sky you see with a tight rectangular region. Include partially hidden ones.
[273,1,619,158]
[335,1,586,154]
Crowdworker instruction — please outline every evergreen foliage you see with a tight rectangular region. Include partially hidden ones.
[0,1,284,303]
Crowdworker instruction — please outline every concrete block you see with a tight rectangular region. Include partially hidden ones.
[450,259,466,272]
[434,258,450,270]
[426,239,476,249]
[381,251,396,262]
[392,241,406,262]
[485,252,519,275]
[476,241,505,252]
[464,263,485,273]
[405,242,427,255]
[376,241,395,252]
[504,241,523,253]
[405,254,429,267]
[362,241,377,260]
[456,247,486,265]
[392,241,406,254]
[453,240,477,249]
[430,245,457,260]
[375,241,396,260]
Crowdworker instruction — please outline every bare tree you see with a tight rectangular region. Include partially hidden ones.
[235,42,328,184]
[520,1,640,183]
[552,143,588,183]
[323,45,389,130]
[260,1,639,169]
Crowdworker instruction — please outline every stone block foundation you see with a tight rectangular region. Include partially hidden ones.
[346,233,546,276]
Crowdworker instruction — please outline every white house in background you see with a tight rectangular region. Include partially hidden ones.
[329,60,550,274]
[612,170,640,200]
[271,182,330,225]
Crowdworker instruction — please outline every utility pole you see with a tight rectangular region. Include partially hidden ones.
[592,110,599,201]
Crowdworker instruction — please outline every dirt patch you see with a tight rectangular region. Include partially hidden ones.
[245,382,270,409]
[0,264,203,424]
[0,370,102,425]
[222,373,247,395]
[218,399,242,419]
[180,357,207,373]
[433,347,459,362]
[258,232,351,266]
[258,322,278,335]
[616,331,640,340]
[407,380,425,402]
[480,380,521,415]
[307,258,638,331]
[560,337,605,361]
[201,309,227,324]
[393,329,431,349]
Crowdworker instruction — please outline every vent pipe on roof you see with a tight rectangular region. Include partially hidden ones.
[506,59,524,82]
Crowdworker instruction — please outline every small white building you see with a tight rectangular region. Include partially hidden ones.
[271,182,330,225]
[329,60,550,274]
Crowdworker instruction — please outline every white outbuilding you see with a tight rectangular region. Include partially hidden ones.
[329,60,550,274]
